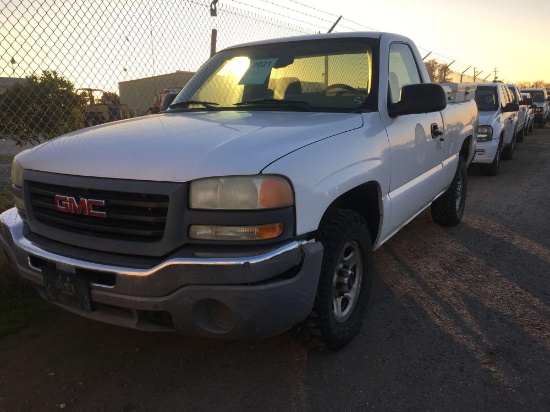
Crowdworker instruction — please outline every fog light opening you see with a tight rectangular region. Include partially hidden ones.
[192,299,236,334]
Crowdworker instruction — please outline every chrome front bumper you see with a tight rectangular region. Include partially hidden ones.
[1,208,323,338]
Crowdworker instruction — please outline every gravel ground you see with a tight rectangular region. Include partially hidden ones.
[0,127,549,412]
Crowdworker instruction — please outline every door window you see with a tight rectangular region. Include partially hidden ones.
[388,43,422,104]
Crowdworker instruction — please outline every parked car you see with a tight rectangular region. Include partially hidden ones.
[520,88,549,127]
[521,92,536,134]
[507,84,528,142]
[472,82,519,175]
[1,32,479,351]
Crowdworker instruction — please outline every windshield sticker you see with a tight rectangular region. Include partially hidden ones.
[238,58,278,85]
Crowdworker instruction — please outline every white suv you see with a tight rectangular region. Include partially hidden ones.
[472,83,519,175]
[507,84,528,142]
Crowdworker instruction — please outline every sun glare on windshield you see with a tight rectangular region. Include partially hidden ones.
[218,56,251,80]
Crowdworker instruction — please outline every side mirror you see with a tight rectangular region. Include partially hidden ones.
[502,102,519,113]
[546,96,550,102]
[160,93,178,112]
[521,98,533,105]
[388,83,447,118]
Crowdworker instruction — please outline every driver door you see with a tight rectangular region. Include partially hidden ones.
[382,42,446,234]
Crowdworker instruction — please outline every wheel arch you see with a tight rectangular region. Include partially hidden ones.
[322,182,381,246]
[460,135,472,162]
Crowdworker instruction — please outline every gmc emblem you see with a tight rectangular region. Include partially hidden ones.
[54,195,107,217]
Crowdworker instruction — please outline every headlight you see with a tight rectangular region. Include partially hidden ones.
[189,175,293,241]
[11,159,23,188]
[10,159,25,211]
[190,175,294,210]
[476,125,493,142]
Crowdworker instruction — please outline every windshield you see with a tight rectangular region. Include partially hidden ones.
[474,86,498,111]
[522,89,545,102]
[169,38,377,112]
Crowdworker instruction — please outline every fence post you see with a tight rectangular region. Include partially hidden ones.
[210,29,218,57]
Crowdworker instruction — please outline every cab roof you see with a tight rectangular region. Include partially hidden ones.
[222,31,384,51]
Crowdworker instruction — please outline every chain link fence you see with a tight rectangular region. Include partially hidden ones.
[0,0,491,213]
[0,0,314,211]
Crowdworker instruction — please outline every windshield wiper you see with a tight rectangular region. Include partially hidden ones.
[169,100,219,110]
[235,98,311,112]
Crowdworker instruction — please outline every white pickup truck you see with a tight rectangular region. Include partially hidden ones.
[1,32,478,351]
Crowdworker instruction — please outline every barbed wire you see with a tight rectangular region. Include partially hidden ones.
[230,0,328,31]
[258,0,335,24]
[219,3,311,36]
[288,0,339,17]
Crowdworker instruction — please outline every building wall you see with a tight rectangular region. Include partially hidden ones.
[0,77,26,94]
[118,71,195,115]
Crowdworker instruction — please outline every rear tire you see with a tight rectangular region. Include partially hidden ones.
[431,157,467,226]
[294,209,373,351]
[516,126,524,143]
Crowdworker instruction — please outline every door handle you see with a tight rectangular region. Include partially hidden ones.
[431,123,443,139]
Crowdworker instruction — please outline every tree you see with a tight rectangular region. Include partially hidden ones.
[0,70,87,146]
[424,59,452,83]
[101,91,120,105]
[516,80,550,89]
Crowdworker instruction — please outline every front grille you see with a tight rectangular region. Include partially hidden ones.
[28,181,169,242]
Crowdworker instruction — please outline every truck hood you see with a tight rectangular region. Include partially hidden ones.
[478,111,497,126]
[16,111,363,182]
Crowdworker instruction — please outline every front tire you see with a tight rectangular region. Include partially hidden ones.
[482,143,501,176]
[295,209,373,351]
[501,135,515,160]
[431,157,467,226]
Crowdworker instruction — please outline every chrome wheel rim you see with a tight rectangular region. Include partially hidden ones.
[332,240,363,323]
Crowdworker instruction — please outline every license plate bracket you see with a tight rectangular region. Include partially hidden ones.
[42,267,94,312]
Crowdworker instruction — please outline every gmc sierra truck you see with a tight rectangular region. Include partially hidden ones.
[1,32,478,351]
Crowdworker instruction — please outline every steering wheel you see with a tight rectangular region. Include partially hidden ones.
[322,83,357,95]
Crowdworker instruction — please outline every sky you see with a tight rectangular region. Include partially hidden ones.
[230,0,550,83]
[1,0,549,92]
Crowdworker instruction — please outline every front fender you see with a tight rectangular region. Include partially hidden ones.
[263,114,390,236]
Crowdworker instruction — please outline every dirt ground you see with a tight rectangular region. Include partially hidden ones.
[0,127,549,412]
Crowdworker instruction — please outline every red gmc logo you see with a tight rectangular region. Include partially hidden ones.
[54,195,107,218]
